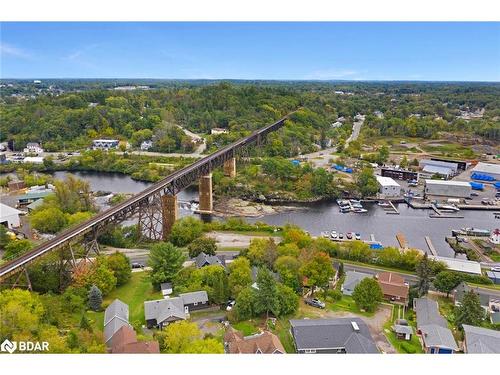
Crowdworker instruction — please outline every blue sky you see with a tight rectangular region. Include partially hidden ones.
[1,22,499,81]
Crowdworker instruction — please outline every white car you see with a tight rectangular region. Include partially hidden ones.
[226,300,236,311]
[330,231,338,239]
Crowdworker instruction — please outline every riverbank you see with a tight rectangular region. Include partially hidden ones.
[212,197,304,217]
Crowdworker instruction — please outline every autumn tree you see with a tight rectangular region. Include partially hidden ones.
[300,252,334,294]
[187,237,217,258]
[106,252,132,286]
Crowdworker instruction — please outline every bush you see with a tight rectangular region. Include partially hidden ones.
[169,217,204,247]
[187,237,217,258]
[400,341,416,354]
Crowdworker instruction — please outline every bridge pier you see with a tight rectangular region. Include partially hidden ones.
[223,157,236,178]
[198,173,213,214]
[161,194,178,239]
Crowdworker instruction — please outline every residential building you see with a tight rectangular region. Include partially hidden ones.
[144,290,209,328]
[376,176,401,197]
[341,271,372,296]
[104,299,131,347]
[486,270,500,285]
[110,325,160,354]
[471,162,500,180]
[211,128,228,135]
[452,282,490,309]
[0,203,23,229]
[424,180,472,198]
[7,180,25,191]
[392,319,413,340]
[92,139,120,150]
[413,298,458,354]
[331,121,343,128]
[376,272,409,305]
[289,318,379,354]
[224,328,285,354]
[23,156,44,164]
[140,140,153,151]
[23,142,43,154]
[194,252,225,268]
[462,325,500,354]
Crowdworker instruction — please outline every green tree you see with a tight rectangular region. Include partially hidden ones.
[148,242,186,289]
[169,217,204,247]
[228,257,253,298]
[3,239,33,260]
[352,278,383,312]
[300,252,333,294]
[106,252,132,286]
[433,271,461,297]
[0,225,12,249]
[31,207,68,234]
[157,320,201,353]
[415,253,432,296]
[187,237,217,258]
[88,285,103,311]
[0,289,44,339]
[79,314,92,332]
[400,155,409,169]
[54,175,94,214]
[356,167,379,197]
[455,290,485,329]
[254,267,280,318]
[184,338,224,354]
[274,255,301,291]
[234,286,258,321]
[276,283,299,316]
[247,238,278,267]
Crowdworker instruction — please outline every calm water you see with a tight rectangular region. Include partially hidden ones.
[46,172,498,257]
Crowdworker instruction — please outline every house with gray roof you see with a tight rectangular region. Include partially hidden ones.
[341,271,372,296]
[413,298,458,354]
[463,325,500,353]
[144,291,209,329]
[194,252,225,268]
[144,297,186,329]
[289,318,379,354]
[104,299,131,347]
[452,282,490,309]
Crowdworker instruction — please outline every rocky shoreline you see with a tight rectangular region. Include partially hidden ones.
[212,197,305,217]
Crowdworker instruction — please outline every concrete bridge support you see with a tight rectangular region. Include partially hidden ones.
[161,194,178,239]
[223,157,236,178]
[199,173,213,214]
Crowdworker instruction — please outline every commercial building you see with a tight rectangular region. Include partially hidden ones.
[381,168,419,182]
[376,176,401,197]
[92,139,120,150]
[420,159,459,175]
[429,256,481,275]
[422,165,454,178]
[430,158,469,172]
[471,162,500,180]
[424,179,472,198]
[0,203,23,229]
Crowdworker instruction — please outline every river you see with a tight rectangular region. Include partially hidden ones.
[43,172,499,257]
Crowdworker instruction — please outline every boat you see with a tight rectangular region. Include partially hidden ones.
[377,201,390,207]
[353,208,368,213]
[340,206,351,213]
[436,204,460,212]
[350,199,362,204]
[351,202,363,208]
[461,227,490,237]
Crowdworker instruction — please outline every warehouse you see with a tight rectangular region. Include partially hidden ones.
[471,162,500,181]
[424,179,471,198]
[381,168,419,181]
[0,203,23,229]
[420,159,459,175]
[429,256,481,275]
[430,158,469,172]
[422,165,454,178]
[376,176,401,197]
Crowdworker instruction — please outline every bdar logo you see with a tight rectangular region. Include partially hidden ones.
[1,339,17,354]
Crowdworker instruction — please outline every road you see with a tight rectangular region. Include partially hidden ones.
[344,115,365,149]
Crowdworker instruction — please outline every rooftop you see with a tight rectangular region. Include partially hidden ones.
[376,175,400,187]
[430,256,481,275]
[424,179,471,187]
[224,328,285,354]
[472,162,500,175]
[463,324,500,354]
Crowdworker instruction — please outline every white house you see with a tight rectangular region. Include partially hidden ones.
[0,203,23,229]
[92,139,120,150]
[211,128,228,135]
[140,140,153,151]
[376,176,401,197]
[23,142,44,155]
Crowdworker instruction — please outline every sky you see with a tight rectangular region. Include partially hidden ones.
[1,22,499,81]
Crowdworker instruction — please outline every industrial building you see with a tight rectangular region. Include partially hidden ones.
[376,176,401,197]
[430,158,469,172]
[381,168,419,181]
[420,159,459,178]
[424,179,472,198]
[429,255,481,275]
[471,162,500,181]
[0,203,23,229]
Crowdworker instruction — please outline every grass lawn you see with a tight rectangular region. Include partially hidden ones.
[383,306,423,354]
[335,258,417,275]
[87,271,161,331]
[326,295,376,317]
[233,320,261,336]
[488,253,500,262]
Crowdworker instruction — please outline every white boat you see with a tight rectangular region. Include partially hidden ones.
[353,208,368,213]
[377,201,390,207]
[350,199,361,204]
[340,207,351,213]
[351,202,363,208]
[437,204,460,212]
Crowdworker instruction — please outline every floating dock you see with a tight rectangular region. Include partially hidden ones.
[386,201,400,215]
[396,232,408,250]
[424,236,438,256]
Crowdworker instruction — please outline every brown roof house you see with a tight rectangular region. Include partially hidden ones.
[224,327,285,354]
[376,272,409,305]
[111,325,160,354]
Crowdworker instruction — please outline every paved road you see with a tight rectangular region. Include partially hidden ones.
[344,115,365,149]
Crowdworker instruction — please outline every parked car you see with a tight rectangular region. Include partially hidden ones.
[471,192,479,197]
[346,232,353,239]
[304,298,326,309]
[131,262,144,269]
[355,233,361,240]
[226,300,236,311]
[330,231,338,239]
[338,233,344,239]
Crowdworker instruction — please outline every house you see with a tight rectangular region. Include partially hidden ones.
[104,299,132,347]
[224,328,285,354]
[144,290,209,328]
[211,128,228,135]
[140,140,153,151]
[392,319,413,341]
[160,282,173,298]
[376,272,409,305]
[194,252,225,268]
[110,325,160,354]
[23,142,43,155]
[92,139,119,150]
[179,290,209,312]
[341,271,372,296]
[462,325,500,354]
[0,203,23,229]
[289,318,379,354]
[144,297,186,329]
[413,298,458,354]
[486,270,500,285]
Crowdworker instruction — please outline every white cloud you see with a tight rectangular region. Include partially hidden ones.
[0,42,31,59]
